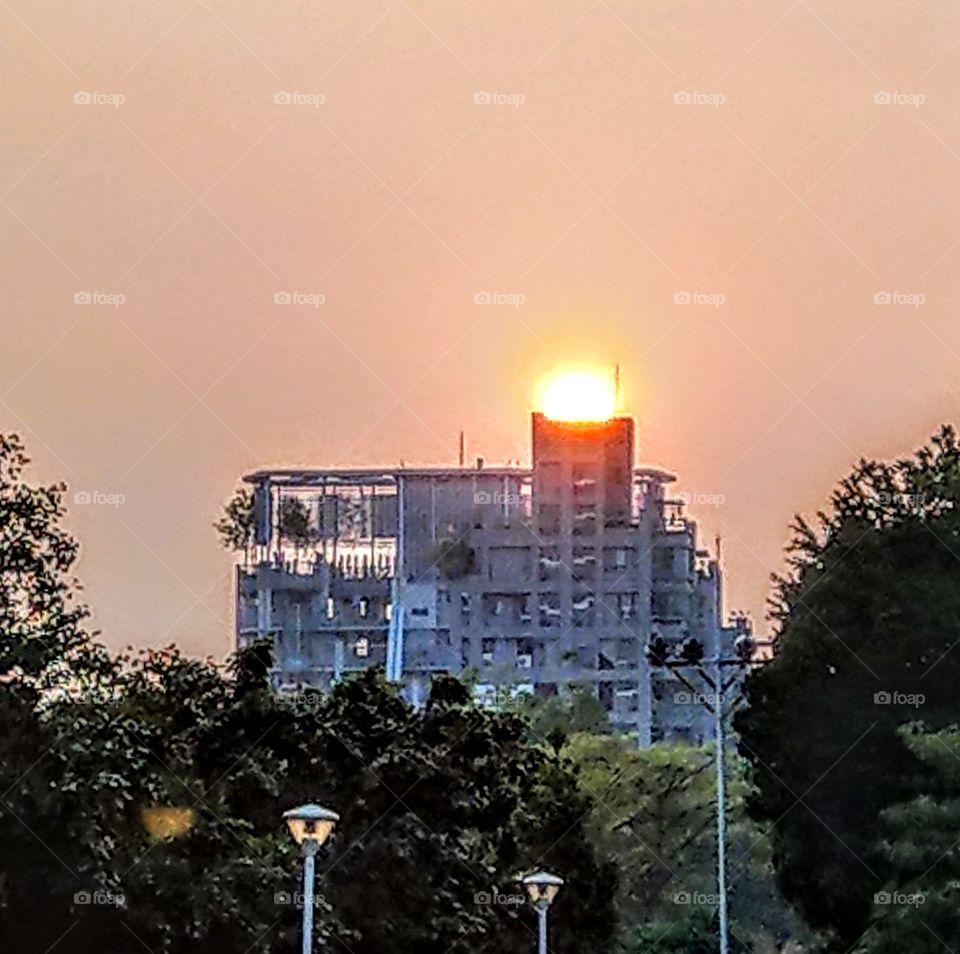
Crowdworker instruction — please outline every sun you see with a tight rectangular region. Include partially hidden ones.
[541,370,616,422]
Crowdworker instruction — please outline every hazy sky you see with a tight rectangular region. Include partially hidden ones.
[2,0,958,657]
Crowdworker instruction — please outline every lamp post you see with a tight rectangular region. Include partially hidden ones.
[283,804,339,954]
[521,871,563,954]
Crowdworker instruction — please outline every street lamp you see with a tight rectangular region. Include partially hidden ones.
[283,804,339,954]
[521,871,563,954]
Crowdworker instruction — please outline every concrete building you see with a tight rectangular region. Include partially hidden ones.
[235,408,748,744]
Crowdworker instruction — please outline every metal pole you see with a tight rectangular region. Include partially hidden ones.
[537,904,547,954]
[715,666,729,954]
[302,845,317,954]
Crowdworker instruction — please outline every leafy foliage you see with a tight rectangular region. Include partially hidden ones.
[737,426,960,943]
[215,487,256,552]
[563,734,818,953]
[278,496,313,549]
[518,685,612,748]
[850,725,960,954]
[0,647,618,954]
[0,433,89,681]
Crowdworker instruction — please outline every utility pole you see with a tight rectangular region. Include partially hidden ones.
[645,631,768,954]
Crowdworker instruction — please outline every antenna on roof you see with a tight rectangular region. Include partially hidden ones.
[459,430,465,467]
[614,363,620,411]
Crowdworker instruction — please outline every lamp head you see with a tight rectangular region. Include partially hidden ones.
[521,870,564,908]
[283,804,339,852]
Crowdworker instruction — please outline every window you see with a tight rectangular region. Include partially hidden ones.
[325,597,335,620]
[539,546,561,581]
[573,546,596,582]
[358,596,369,618]
[538,503,561,535]
[354,636,370,658]
[573,503,596,535]
[617,592,638,621]
[539,593,561,628]
[573,591,596,627]
[385,601,393,621]
[482,638,496,665]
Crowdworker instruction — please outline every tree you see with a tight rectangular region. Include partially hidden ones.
[0,432,89,682]
[0,646,619,954]
[518,684,611,747]
[563,733,818,953]
[736,425,960,944]
[215,486,255,553]
[278,495,313,552]
[851,725,960,954]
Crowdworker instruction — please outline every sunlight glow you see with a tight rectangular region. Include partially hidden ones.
[541,370,616,422]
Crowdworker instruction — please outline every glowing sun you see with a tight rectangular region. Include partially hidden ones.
[541,370,616,422]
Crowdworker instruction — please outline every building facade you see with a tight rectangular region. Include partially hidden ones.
[235,411,748,744]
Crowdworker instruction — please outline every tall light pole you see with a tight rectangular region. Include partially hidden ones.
[283,804,340,954]
[645,632,764,954]
[521,871,563,954]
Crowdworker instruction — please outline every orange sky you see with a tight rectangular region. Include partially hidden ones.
[2,0,958,656]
